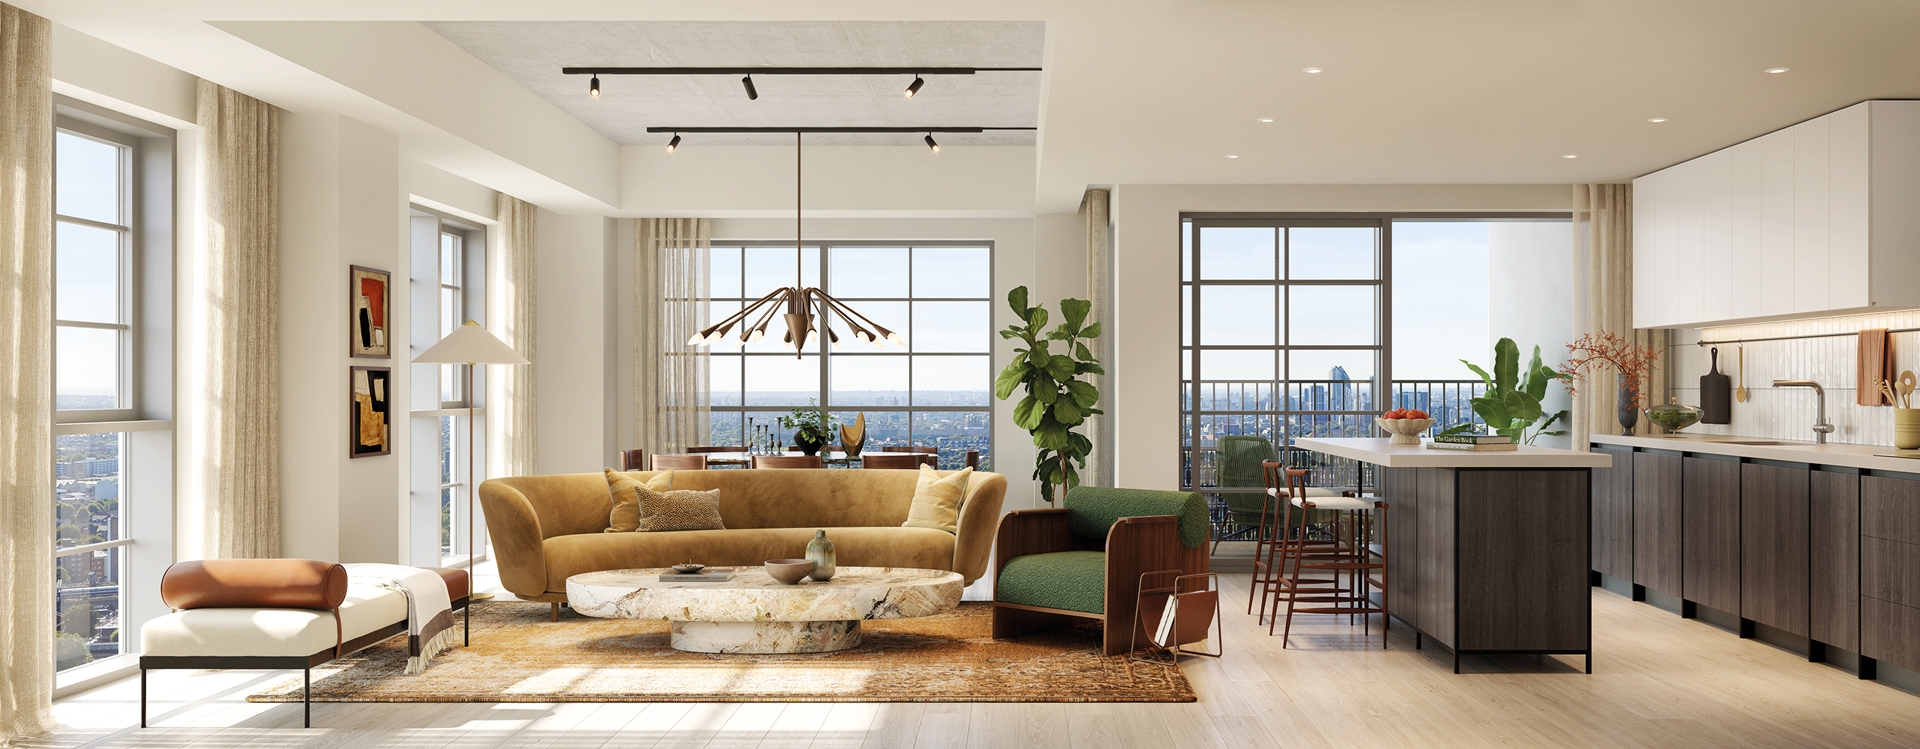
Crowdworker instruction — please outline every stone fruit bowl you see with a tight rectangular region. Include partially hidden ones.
[1374,417,1436,445]
[764,559,816,585]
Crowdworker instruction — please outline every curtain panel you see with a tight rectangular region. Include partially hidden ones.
[1572,183,1665,449]
[0,3,55,741]
[634,218,711,456]
[489,194,538,479]
[1082,189,1114,487]
[194,80,282,559]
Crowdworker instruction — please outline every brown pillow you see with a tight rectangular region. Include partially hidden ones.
[635,487,726,532]
[605,468,673,532]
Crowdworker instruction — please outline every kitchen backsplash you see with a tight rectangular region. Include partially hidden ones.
[1665,309,1920,447]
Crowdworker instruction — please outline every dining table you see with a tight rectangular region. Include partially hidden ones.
[671,451,865,468]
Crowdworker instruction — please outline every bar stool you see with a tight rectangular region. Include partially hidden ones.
[1275,493,1388,649]
[1251,463,1353,624]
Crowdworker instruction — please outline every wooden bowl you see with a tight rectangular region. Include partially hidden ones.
[764,559,816,585]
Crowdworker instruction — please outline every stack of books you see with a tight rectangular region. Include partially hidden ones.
[1424,434,1518,452]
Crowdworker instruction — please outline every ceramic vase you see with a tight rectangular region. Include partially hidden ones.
[1617,374,1640,435]
[806,530,837,581]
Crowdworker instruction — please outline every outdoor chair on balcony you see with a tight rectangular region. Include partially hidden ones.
[1213,435,1277,553]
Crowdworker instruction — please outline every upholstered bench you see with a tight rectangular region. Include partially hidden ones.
[138,560,469,728]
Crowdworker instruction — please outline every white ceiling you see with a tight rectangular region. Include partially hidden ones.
[422,21,1046,147]
[24,1,1920,213]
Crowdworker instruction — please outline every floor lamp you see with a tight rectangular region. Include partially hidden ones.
[413,320,528,645]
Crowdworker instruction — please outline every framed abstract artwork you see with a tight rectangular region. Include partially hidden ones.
[350,366,392,458]
[350,265,391,358]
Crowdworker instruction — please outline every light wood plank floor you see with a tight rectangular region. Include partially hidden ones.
[26,575,1920,748]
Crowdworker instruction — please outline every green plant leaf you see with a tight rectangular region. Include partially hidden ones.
[1052,397,1084,426]
[1028,306,1049,332]
[999,328,1023,340]
[1076,362,1107,376]
[1007,286,1030,319]
[1035,384,1059,404]
[1461,360,1493,385]
[1075,342,1094,361]
[1080,322,1101,339]
[1521,345,1552,401]
[993,362,1025,400]
[1061,298,1091,331]
[1502,389,1544,423]
[1013,395,1043,430]
[1048,354,1077,381]
[1066,380,1100,408]
[1492,338,1519,394]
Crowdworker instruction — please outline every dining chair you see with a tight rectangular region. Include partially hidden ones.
[966,450,980,469]
[751,454,822,469]
[650,454,707,471]
[787,445,843,453]
[880,445,937,453]
[688,446,746,454]
[619,449,645,471]
[861,452,937,469]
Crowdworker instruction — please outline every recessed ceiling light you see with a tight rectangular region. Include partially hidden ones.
[1563,154,1579,159]
[1647,117,1669,123]
[1765,67,1790,74]
[1226,154,1240,159]
[1302,67,1324,74]
[1257,118,1274,123]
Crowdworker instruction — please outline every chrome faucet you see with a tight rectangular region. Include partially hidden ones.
[1773,380,1835,444]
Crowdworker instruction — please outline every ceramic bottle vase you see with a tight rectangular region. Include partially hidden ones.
[806,530,837,581]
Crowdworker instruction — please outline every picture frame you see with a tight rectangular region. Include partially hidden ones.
[349,265,391,358]
[350,366,392,458]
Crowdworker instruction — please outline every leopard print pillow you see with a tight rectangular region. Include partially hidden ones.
[635,485,725,532]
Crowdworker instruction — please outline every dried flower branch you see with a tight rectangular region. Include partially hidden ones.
[1559,332,1661,408]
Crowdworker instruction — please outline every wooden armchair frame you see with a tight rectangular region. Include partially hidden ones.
[991,508,1210,655]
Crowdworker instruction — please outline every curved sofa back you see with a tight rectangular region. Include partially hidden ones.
[483,468,982,540]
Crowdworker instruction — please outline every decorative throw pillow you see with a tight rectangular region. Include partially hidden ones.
[902,465,973,534]
[635,487,726,532]
[605,468,673,533]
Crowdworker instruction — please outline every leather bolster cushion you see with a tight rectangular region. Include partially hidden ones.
[160,559,348,611]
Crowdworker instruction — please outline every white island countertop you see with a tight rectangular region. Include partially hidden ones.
[1295,437,1613,469]
[1590,433,1920,474]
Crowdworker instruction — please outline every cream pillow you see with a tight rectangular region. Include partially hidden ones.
[635,487,726,532]
[605,468,673,533]
[902,465,973,534]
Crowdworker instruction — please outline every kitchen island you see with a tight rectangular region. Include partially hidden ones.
[1295,437,1612,672]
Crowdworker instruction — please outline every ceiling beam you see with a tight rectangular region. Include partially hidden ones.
[562,67,1040,76]
[644,126,1036,133]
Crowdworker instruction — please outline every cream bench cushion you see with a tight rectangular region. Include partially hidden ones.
[141,582,406,658]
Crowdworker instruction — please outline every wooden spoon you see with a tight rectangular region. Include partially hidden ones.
[1734,345,1749,403]
[1901,370,1916,409]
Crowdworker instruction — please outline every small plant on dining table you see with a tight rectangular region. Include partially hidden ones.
[779,399,836,452]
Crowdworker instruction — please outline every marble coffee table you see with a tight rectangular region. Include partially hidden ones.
[566,566,964,654]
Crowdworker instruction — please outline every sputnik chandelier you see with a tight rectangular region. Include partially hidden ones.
[685,132,905,358]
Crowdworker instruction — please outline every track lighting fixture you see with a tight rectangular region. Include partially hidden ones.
[905,75,925,98]
[925,133,940,153]
[589,75,601,98]
[742,74,759,100]
[667,133,681,152]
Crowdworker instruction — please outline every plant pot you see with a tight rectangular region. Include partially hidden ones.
[1616,374,1639,435]
[794,432,825,456]
[1897,408,1920,450]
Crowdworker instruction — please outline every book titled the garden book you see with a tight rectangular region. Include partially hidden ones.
[1431,433,1513,445]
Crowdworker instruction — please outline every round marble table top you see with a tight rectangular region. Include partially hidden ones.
[566,566,964,623]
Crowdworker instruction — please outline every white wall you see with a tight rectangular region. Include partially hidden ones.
[1108,184,1575,490]
[534,210,617,475]
[621,146,1038,218]
[50,23,196,130]
[1489,221,1576,448]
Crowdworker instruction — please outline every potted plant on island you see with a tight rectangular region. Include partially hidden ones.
[780,400,835,456]
[1445,337,1572,445]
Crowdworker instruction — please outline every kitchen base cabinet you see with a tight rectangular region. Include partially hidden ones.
[1861,474,1920,675]
[1810,470,1861,652]
[1862,598,1920,674]
[1742,463,1810,636]
[1684,456,1742,614]
[1634,452,1683,597]
[1592,445,1634,581]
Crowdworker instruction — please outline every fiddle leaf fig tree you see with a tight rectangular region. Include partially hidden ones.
[995,286,1104,505]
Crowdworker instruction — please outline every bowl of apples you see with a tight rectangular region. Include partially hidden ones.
[1375,409,1435,445]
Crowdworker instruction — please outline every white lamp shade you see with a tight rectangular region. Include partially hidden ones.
[413,320,530,365]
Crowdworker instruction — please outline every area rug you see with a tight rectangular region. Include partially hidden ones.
[248,601,1194,703]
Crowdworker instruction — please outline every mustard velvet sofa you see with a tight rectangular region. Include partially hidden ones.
[478,468,1007,605]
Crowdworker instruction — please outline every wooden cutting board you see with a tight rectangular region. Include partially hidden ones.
[1701,346,1732,424]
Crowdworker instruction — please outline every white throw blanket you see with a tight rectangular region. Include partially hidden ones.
[344,564,457,674]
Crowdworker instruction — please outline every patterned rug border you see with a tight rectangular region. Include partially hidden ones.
[246,601,1196,705]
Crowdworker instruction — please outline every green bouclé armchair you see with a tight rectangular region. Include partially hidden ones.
[991,487,1211,655]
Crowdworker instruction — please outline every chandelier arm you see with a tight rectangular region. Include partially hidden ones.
[741,288,794,339]
[814,290,894,335]
[709,288,785,334]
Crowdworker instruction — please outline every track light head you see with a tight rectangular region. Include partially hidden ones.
[589,75,601,98]
[924,133,940,153]
[905,75,925,98]
[741,74,759,100]
[667,133,681,152]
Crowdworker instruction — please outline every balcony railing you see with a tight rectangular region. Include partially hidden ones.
[1181,380,1489,535]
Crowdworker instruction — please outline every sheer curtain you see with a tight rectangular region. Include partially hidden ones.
[194,80,282,559]
[489,195,538,478]
[1572,183,1665,448]
[635,218,711,455]
[1082,189,1114,486]
[0,3,55,741]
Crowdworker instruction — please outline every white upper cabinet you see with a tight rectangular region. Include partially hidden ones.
[1633,101,1920,328]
